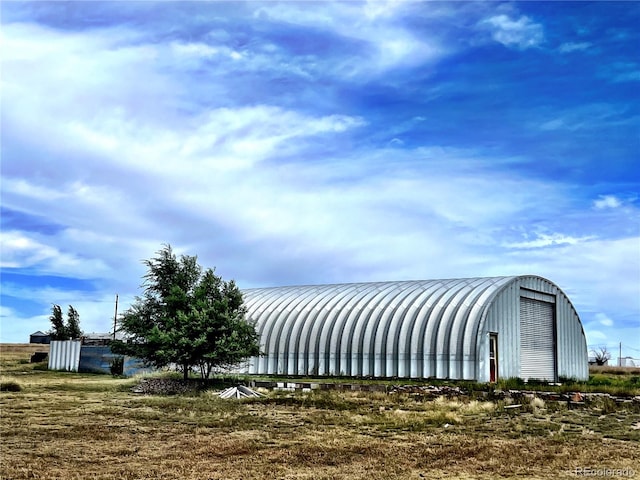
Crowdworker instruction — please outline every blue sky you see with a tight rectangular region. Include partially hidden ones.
[1,1,639,362]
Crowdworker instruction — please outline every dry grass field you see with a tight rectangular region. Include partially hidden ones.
[1,344,639,480]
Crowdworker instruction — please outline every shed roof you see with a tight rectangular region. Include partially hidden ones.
[243,276,517,325]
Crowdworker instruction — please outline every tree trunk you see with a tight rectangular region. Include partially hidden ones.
[183,363,188,381]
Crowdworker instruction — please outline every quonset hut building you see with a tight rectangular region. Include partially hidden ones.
[241,276,588,382]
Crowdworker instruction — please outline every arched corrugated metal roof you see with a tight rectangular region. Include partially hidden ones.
[242,276,520,378]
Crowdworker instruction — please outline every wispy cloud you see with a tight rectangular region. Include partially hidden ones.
[0,1,637,355]
[595,313,614,327]
[606,62,640,83]
[537,103,633,132]
[504,233,595,250]
[253,1,449,75]
[0,231,60,268]
[558,42,591,53]
[481,14,544,50]
[0,230,110,277]
[593,195,622,210]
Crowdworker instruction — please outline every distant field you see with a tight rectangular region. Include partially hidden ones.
[1,343,639,480]
[590,365,640,375]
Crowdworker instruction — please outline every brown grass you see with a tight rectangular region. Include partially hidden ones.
[590,365,640,375]
[1,344,639,479]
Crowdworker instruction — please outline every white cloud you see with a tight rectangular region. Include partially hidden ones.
[0,231,110,277]
[491,236,640,318]
[0,291,129,343]
[537,103,633,132]
[593,195,622,210]
[612,70,640,83]
[253,2,448,74]
[505,233,595,249]
[171,41,220,58]
[482,14,544,50]
[1,231,63,268]
[559,42,591,53]
[607,62,640,83]
[362,0,406,20]
[1,4,637,354]
[538,118,563,131]
[0,306,49,343]
[595,313,614,327]
[1,179,66,202]
[170,41,244,62]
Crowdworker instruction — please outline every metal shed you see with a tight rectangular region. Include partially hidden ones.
[241,275,588,382]
[29,330,51,344]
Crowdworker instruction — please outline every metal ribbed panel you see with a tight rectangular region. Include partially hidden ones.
[520,297,555,381]
[242,275,588,381]
[48,340,81,372]
[244,277,507,379]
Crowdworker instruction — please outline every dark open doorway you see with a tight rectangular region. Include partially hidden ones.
[489,333,498,383]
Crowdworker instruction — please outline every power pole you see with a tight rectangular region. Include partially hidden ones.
[113,294,119,340]
[619,342,622,367]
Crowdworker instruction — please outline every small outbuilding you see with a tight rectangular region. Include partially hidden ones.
[241,275,588,382]
[29,331,51,344]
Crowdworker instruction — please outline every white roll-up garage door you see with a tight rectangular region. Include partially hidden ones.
[520,297,556,381]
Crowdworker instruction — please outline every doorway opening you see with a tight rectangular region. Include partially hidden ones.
[489,333,498,383]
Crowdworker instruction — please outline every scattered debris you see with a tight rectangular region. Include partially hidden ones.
[130,377,640,407]
[131,378,200,395]
[388,384,467,396]
[219,385,264,399]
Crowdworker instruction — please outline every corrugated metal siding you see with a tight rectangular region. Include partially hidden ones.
[78,348,150,376]
[482,283,519,381]
[555,289,589,380]
[520,297,555,381]
[242,275,588,381]
[48,340,81,371]
[243,277,508,379]
[47,342,150,377]
[78,346,120,374]
[483,276,588,382]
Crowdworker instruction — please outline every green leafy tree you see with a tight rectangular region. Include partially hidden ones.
[48,304,83,340]
[49,304,67,340]
[112,245,260,380]
[66,305,82,339]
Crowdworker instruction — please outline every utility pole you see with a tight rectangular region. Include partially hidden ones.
[619,342,622,367]
[113,294,119,340]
